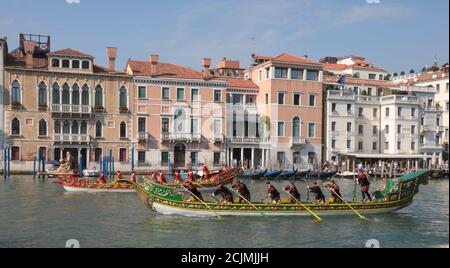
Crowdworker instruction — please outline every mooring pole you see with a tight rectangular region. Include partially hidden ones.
[33,156,36,180]
[7,147,10,179]
[4,148,7,179]
[109,149,113,180]
[131,144,135,173]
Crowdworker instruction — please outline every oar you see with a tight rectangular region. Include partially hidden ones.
[284,190,322,221]
[180,184,222,220]
[327,186,369,221]
[225,185,267,217]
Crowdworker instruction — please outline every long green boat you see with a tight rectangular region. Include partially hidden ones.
[120,170,432,218]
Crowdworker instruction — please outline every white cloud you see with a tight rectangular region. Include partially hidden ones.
[336,3,415,24]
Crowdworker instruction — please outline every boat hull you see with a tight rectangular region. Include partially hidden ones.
[63,185,136,193]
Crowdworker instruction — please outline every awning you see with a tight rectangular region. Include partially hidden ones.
[338,153,424,159]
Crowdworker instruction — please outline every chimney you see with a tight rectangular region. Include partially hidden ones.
[150,54,159,75]
[23,40,35,68]
[202,58,211,78]
[106,47,118,71]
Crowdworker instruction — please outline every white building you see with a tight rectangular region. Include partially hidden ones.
[322,56,389,81]
[324,80,443,168]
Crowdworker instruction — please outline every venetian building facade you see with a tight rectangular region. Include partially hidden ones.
[126,56,227,171]
[244,53,324,169]
[2,34,133,171]
[0,37,6,160]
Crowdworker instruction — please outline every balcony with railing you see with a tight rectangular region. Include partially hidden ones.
[54,134,89,143]
[231,136,269,144]
[138,132,150,141]
[52,104,91,114]
[161,133,201,142]
[291,137,306,147]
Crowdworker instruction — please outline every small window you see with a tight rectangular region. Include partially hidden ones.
[331,103,337,112]
[358,125,364,134]
[347,122,352,132]
[358,141,363,151]
[308,123,315,138]
[120,122,127,138]
[347,140,351,149]
[39,119,47,136]
[358,107,363,116]
[398,107,402,117]
[119,148,127,163]
[397,142,401,150]
[138,151,146,164]
[95,85,103,107]
[275,68,288,78]
[265,93,269,105]
[277,152,286,165]
[386,125,390,134]
[373,142,377,151]
[309,94,316,106]
[62,59,70,68]
[293,93,301,106]
[397,125,402,134]
[293,152,301,164]
[411,142,415,150]
[277,122,285,137]
[161,118,169,134]
[385,108,390,117]
[139,86,147,99]
[82,60,90,69]
[385,142,389,150]
[306,70,319,81]
[291,69,303,80]
[369,73,376,80]
[52,59,60,68]
[191,88,199,101]
[411,125,415,135]
[94,148,103,162]
[373,126,378,135]
[373,108,378,118]
[72,60,80,69]
[11,147,20,161]
[95,121,102,138]
[213,152,221,165]
[119,86,127,109]
[11,118,20,136]
[411,108,416,117]
[138,117,146,133]
[332,140,336,149]
[278,92,285,105]
[161,152,169,166]
[177,88,185,100]
[331,122,336,131]
[214,90,222,102]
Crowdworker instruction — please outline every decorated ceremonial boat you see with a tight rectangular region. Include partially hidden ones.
[163,168,242,191]
[59,176,136,193]
[121,170,432,217]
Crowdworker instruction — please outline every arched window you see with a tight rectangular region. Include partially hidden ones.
[39,119,47,136]
[38,82,47,106]
[174,109,186,133]
[63,121,70,134]
[119,86,127,109]
[95,85,103,107]
[95,121,102,138]
[52,83,60,104]
[54,120,61,134]
[52,58,60,68]
[72,60,80,69]
[11,80,21,104]
[82,60,90,69]
[120,121,127,138]
[80,121,87,134]
[11,118,20,135]
[72,121,79,134]
[81,84,89,105]
[62,83,70,105]
[72,84,80,105]
[292,117,300,138]
[62,59,70,68]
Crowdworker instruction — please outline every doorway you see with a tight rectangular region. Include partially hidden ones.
[174,143,186,168]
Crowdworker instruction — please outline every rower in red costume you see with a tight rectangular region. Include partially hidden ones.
[187,168,196,182]
[151,172,158,182]
[96,171,107,184]
[131,171,137,183]
[284,181,301,203]
[211,184,234,204]
[116,171,123,180]
[265,182,281,204]
[202,164,210,180]
[174,170,183,184]
[325,180,342,202]
[159,170,167,184]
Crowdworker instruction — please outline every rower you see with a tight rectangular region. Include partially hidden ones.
[187,168,196,182]
[96,171,107,185]
[159,170,167,184]
[186,182,204,202]
[284,181,301,203]
[325,180,342,203]
[151,172,158,182]
[265,182,281,204]
[308,181,326,204]
[232,179,251,203]
[211,184,234,204]
[131,171,137,183]
[174,170,183,184]
[116,171,123,181]
[357,170,372,202]
[202,164,210,180]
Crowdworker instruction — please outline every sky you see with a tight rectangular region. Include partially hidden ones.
[0,0,448,74]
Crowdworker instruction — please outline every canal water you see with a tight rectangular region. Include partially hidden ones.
[0,176,448,248]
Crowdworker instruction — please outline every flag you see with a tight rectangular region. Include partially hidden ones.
[338,75,346,86]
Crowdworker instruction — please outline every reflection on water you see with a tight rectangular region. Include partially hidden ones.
[0,176,448,248]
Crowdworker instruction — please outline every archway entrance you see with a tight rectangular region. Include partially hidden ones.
[174,143,186,168]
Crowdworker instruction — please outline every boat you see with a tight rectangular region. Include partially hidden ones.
[292,169,310,179]
[158,168,242,191]
[275,170,297,180]
[306,170,337,179]
[60,176,135,193]
[334,171,358,179]
[239,170,267,180]
[120,170,432,217]
[264,170,281,179]
[83,169,100,178]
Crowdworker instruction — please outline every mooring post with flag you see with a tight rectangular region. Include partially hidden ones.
[131,143,135,173]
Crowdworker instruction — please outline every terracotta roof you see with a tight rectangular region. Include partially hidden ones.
[5,50,48,69]
[413,71,449,83]
[348,64,386,72]
[93,65,128,76]
[49,48,93,58]
[127,59,207,79]
[216,59,241,69]
[227,79,258,89]
[324,75,394,87]
[323,63,347,70]
[272,53,322,66]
